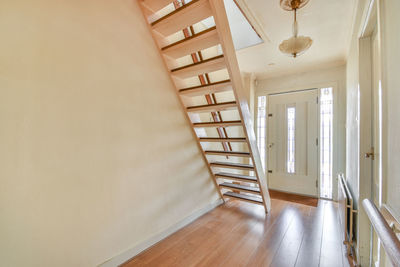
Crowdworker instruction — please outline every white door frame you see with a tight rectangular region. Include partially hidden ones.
[255,82,339,199]
[357,0,388,265]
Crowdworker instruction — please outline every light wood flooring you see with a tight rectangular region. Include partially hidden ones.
[123,198,351,267]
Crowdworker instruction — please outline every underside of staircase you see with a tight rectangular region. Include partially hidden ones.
[139,0,271,212]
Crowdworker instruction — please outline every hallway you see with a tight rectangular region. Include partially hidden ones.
[124,198,351,267]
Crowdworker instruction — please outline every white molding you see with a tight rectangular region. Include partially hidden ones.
[97,199,223,267]
[360,0,376,37]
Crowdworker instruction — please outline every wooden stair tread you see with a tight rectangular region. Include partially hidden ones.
[179,79,232,97]
[215,172,257,182]
[171,55,225,79]
[151,0,212,36]
[139,0,272,212]
[187,101,236,113]
[162,27,220,59]
[223,191,263,204]
[210,161,254,170]
[219,182,260,193]
[142,0,172,13]
[193,120,242,128]
[199,137,246,142]
[205,150,250,157]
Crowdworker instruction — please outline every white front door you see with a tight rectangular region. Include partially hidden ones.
[267,89,319,197]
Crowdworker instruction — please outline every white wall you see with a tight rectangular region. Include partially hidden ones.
[345,4,362,212]
[380,3,400,264]
[381,0,400,223]
[255,65,347,200]
[345,2,366,264]
[0,0,220,266]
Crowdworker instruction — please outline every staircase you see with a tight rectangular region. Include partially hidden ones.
[139,0,271,212]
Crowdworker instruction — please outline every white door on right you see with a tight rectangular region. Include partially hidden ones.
[371,26,385,267]
[267,89,319,197]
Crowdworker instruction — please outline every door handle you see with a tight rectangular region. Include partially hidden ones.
[268,143,274,148]
[365,148,375,160]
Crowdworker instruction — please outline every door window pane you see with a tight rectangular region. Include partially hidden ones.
[287,107,296,173]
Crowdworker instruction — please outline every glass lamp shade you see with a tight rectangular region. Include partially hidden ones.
[280,0,310,11]
[279,35,313,57]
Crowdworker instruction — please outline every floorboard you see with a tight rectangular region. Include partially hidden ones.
[123,198,352,267]
[294,202,323,267]
[269,190,319,207]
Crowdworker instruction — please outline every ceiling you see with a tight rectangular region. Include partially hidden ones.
[233,0,357,79]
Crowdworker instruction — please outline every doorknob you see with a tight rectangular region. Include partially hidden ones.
[365,148,375,160]
[268,143,274,148]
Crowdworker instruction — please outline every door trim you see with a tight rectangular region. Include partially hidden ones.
[268,87,318,96]
[255,82,340,200]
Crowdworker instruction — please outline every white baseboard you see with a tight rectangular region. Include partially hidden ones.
[98,199,223,267]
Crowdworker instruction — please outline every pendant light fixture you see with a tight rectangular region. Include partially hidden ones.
[279,0,312,58]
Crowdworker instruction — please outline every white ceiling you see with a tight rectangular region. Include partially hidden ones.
[234,0,357,79]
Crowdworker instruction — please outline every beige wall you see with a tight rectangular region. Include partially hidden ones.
[255,65,347,200]
[0,0,220,266]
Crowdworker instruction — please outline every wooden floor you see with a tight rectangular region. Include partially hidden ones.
[269,190,319,207]
[123,198,351,267]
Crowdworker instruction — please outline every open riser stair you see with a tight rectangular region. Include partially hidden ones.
[139,0,271,212]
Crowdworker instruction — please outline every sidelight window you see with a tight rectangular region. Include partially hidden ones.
[287,107,296,173]
[320,88,333,199]
[257,96,267,169]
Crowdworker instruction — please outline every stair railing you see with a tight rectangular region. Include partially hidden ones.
[362,199,400,266]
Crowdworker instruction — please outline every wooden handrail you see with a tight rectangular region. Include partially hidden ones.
[362,199,400,266]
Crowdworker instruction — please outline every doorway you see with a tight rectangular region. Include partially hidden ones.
[266,89,319,197]
[256,87,335,199]
[357,1,384,264]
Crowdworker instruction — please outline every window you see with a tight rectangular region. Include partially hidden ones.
[287,107,296,173]
[257,96,266,169]
[320,88,333,199]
